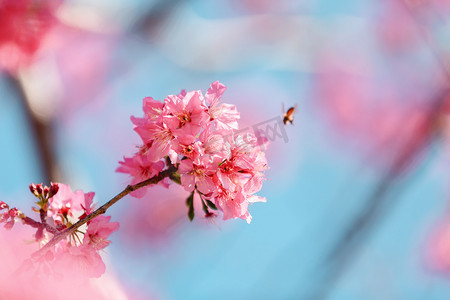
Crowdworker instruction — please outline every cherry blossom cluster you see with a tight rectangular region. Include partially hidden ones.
[21,183,118,278]
[117,81,269,223]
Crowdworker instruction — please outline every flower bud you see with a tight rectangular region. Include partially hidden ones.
[29,183,43,197]
[29,184,36,195]
[43,186,50,198]
[0,201,7,210]
[35,183,43,195]
[49,182,59,198]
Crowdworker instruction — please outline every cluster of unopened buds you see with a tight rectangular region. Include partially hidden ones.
[1,81,269,279]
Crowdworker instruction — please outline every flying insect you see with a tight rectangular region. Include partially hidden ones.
[282,103,297,125]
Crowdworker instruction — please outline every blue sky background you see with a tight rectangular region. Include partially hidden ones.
[1,0,450,299]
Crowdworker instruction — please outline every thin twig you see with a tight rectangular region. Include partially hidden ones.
[21,215,58,235]
[30,165,177,260]
[39,209,47,225]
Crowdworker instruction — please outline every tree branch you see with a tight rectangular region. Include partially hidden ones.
[4,73,59,184]
[30,164,177,260]
[21,215,59,235]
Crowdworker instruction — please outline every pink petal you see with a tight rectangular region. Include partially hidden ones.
[147,138,171,162]
[178,160,194,174]
[205,81,226,106]
[196,176,216,194]
[181,174,195,192]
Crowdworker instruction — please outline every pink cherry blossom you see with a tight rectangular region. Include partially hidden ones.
[136,122,175,162]
[179,157,217,194]
[47,183,86,223]
[211,186,251,223]
[116,153,165,198]
[171,135,204,162]
[84,215,119,250]
[52,243,106,279]
[131,96,165,128]
[117,153,165,182]
[205,81,240,130]
[81,192,95,216]
[0,225,132,299]
[216,132,268,190]
[199,124,226,157]
[163,90,209,137]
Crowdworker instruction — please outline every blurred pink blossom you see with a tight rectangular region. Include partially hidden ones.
[37,23,117,117]
[425,214,450,274]
[0,0,60,73]
[0,224,130,299]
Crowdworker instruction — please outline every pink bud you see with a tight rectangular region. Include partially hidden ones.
[0,201,7,210]
[36,184,43,196]
[29,183,36,194]
[49,182,59,197]
[43,186,50,198]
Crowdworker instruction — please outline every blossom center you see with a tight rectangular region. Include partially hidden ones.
[146,107,162,120]
[209,102,220,120]
[194,167,206,177]
[178,111,191,127]
[139,166,151,177]
[220,161,234,174]
[155,128,173,142]
[183,144,194,156]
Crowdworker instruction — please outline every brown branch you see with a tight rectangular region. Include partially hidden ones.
[39,209,47,225]
[30,165,177,260]
[5,73,59,184]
